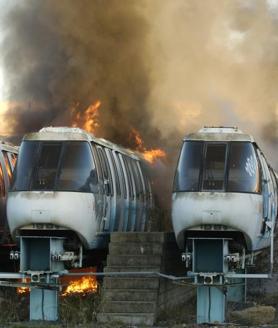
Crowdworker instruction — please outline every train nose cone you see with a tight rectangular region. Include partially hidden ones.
[202,210,221,223]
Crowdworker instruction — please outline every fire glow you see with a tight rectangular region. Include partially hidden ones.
[61,267,98,296]
[71,100,101,134]
[130,128,166,164]
[62,276,98,296]
[17,278,30,295]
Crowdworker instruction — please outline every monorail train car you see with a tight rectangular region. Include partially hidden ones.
[0,141,18,245]
[172,126,278,266]
[7,127,152,269]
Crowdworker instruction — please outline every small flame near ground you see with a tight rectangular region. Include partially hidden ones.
[17,278,30,295]
[61,267,98,296]
[71,100,101,135]
[129,128,166,164]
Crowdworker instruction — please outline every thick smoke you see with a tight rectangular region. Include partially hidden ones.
[0,1,277,223]
[0,0,164,149]
[146,0,278,169]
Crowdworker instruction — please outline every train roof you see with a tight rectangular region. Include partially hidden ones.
[184,126,255,142]
[0,140,18,153]
[23,127,139,160]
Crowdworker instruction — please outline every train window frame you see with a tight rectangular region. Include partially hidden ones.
[90,142,104,184]
[31,142,62,191]
[173,140,204,192]
[227,142,261,194]
[2,151,13,184]
[11,140,100,193]
[122,155,135,200]
[115,152,127,199]
[7,152,17,170]
[201,143,228,192]
[128,158,140,199]
[96,146,114,196]
[107,149,121,196]
[0,162,5,197]
[173,141,262,195]
[56,141,98,193]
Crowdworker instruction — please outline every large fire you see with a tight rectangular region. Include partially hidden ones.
[130,128,166,164]
[71,100,101,134]
[70,100,166,163]
[61,267,98,296]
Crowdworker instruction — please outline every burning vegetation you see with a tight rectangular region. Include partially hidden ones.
[62,276,98,296]
[61,267,98,297]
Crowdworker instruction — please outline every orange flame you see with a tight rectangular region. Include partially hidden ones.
[130,128,166,164]
[62,276,98,296]
[17,278,30,295]
[61,267,98,296]
[71,100,101,134]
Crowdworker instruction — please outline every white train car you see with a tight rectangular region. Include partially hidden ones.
[172,126,278,258]
[7,127,152,268]
[0,142,18,245]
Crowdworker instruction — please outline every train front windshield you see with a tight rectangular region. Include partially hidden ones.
[11,141,98,192]
[174,141,261,193]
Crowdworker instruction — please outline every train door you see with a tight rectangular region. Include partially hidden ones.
[137,161,147,231]
[96,146,113,232]
[131,160,145,231]
[0,150,10,242]
[90,143,106,233]
[122,155,136,231]
[256,148,273,235]
[127,158,141,231]
[113,151,128,231]
[106,149,123,231]
[112,151,126,231]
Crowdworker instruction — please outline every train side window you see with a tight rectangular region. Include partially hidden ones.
[57,142,98,193]
[7,152,17,170]
[97,147,113,196]
[0,163,5,197]
[115,152,127,199]
[122,155,134,200]
[132,160,143,197]
[91,142,104,182]
[202,144,226,191]
[174,141,203,192]
[2,151,12,183]
[128,158,139,198]
[32,143,62,190]
[108,149,121,196]
[227,142,260,193]
[137,162,148,199]
[11,141,39,191]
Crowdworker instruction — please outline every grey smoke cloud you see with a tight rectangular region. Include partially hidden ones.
[0,0,277,170]
[146,0,278,168]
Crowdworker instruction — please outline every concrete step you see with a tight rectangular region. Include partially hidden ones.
[109,242,164,256]
[110,232,165,243]
[107,254,162,267]
[97,312,155,326]
[103,277,159,289]
[104,265,160,273]
[102,300,156,313]
[103,288,157,302]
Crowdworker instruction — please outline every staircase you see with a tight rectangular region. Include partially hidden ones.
[97,232,165,326]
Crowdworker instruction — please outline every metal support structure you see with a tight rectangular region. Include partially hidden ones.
[197,286,225,324]
[30,288,58,321]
